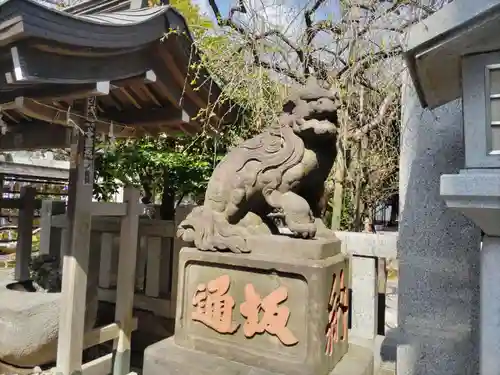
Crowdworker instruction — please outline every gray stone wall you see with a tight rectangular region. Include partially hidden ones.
[397,72,481,375]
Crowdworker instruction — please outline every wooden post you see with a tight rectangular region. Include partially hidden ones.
[59,227,68,262]
[377,257,387,294]
[136,236,148,292]
[40,200,66,256]
[145,236,161,298]
[377,257,387,335]
[113,187,140,375]
[14,186,35,281]
[0,174,4,227]
[158,236,172,304]
[56,97,97,375]
[98,232,114,289]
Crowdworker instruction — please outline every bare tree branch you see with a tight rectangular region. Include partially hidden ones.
[196,0,443,230]
[350,91,398,141]
[228,0,246,19]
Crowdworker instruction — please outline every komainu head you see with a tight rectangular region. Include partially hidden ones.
[280,78,340,138]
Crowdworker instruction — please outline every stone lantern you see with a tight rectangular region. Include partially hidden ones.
[404,1,500,375]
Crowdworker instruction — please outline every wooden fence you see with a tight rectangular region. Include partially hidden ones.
[40,203,194,319]
[0,186,40,280]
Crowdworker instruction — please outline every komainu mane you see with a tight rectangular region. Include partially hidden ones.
[177,79,340,253]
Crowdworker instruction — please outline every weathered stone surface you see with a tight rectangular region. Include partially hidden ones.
[245,235,340,260]
[0,279,98,367]
[167,237,348,375]
[331,344,374,375]
[177,78,339,253]
[350,256,377,340]
[0,280,59,367]
[398,72,480,375]
[144,338,373,375]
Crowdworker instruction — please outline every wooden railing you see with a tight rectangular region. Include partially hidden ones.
[40,202,194,319]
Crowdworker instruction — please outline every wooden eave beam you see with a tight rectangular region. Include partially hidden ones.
[0,121,71,150]
[9,43,155,85]
[156,44,217,120]
[177,120,200,135]
[110,70,157,89]
[1,80,111,103]
[161,36,238,125]
[0,70,159,104]
[4,97,137,137]
[101,105,201,136]
[150,50,201,117]
[0,96,199,139]
[103,105,186,127]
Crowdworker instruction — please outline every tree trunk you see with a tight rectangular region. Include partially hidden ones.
[352,144,362,231]
[353,136,368,232]
[140,175,153,205]
[330,153,346,230]
[160,172,176,221]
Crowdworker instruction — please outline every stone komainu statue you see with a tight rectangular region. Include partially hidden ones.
[177,79,339,253]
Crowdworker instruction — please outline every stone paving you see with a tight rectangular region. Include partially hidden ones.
[0,268,11,281]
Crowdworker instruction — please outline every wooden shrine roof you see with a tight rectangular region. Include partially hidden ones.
[64,0,137,15]
[0,0,240,149]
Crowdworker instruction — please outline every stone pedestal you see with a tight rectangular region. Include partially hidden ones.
[144,338,374,375]
[143,236,372,375]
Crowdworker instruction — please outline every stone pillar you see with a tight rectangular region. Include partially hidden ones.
[397,73,481,375]
[441,172,500,375]
[481,236,500,375]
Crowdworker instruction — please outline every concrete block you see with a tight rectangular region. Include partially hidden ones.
[350,256,377,339]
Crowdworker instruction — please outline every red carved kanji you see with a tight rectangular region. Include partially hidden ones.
[191,274,239,334]
[325,270,348,356]
[240,284,298,346]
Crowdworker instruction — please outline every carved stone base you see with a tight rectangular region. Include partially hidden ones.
[148,236,350,375]
[143,338,374,375]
